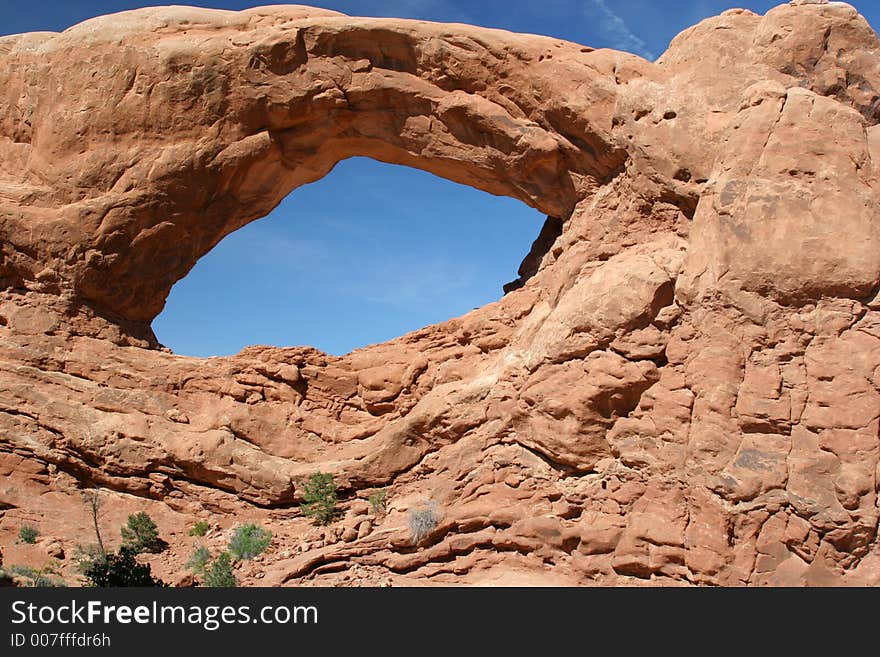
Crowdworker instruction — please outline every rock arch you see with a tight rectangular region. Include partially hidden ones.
[0,5,630,331]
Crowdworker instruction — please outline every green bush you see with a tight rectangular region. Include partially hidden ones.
[121,512,166,554]
[73,544,105,573]
[188,521,210,537]
[4,564,64,587]
[203,552,236,588]
[228,524,271,560]
[186,546,212,574]
[18,524,39,544]
[408,503,440,545]
[368,490,387,514]
[82,546,166,587]
[301,472,337,525]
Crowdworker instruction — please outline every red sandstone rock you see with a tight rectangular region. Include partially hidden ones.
[0,1,878,586]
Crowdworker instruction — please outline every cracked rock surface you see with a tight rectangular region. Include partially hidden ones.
[1,1,879,586]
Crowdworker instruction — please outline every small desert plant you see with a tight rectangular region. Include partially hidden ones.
[203,552,236,587]
[188,521,210,537]
[73,544,105,575]
[18,524,39,544]
[5,564,64,587]
[228,524,272,560]
[81,546,166,587]
[408,503,440,545]
[301,472,337,525]
[121,512,166,554]
[186,546,212,574]
[368,490,388,514]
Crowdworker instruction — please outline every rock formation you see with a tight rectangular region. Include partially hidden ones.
[0,0,878,586]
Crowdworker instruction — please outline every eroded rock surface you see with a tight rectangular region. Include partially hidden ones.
[1,1,878,586]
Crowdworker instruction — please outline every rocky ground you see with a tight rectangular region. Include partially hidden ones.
[1,0,879,586]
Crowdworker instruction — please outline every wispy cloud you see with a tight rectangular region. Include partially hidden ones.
[586,0,656,60]
[221,228,335,272]
[340,255,478,310]
[218,219,484,313]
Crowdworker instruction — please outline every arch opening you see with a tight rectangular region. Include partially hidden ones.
[151,157,548,357]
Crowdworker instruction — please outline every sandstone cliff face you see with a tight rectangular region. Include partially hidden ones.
[1,1,879,586]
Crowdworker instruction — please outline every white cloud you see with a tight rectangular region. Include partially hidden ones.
[338,253,478,309]
[586,0,656,60]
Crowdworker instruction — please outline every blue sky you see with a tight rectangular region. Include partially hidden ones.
[4,1,878,356]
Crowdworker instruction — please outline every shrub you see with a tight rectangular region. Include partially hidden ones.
[18,524,39,544]
[120,512,166,554]
[203,552,236,588]
[228,524,271,560]
[368,490,387,514]
[5,564,64,587]
[186,546,211,574]
[81,546,166,587]
[188,521,210,537]
[408,503,440,545]
[301,472,337,525]
[73,544,105,576]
